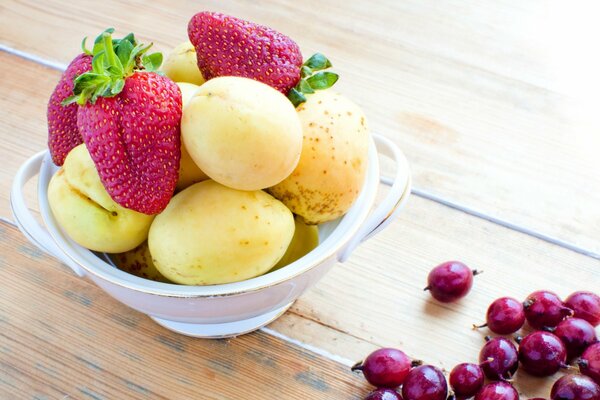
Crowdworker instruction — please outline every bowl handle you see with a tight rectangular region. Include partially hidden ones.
[10,151,86,277]
[338,134,411,262]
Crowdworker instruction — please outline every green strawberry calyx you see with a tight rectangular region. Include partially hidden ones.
[62,28,163,106]
[288,53,339,107]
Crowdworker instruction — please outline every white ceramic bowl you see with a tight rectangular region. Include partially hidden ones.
[11,134,410,338]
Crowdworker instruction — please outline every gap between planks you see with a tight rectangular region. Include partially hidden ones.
[2,41,597,262]
[0,43,67,71]
[410,187,600,260]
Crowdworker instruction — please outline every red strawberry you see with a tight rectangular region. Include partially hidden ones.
[188,12,303,94]
[77,73,181,214]
[47,53,92,165]
[65,30,181,215]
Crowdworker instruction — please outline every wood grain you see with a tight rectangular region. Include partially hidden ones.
[1,0,599,254]
[0,221,369,400]
[0,52,53,219]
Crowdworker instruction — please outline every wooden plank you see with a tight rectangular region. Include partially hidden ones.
[0,221,368,400]
[1,0,599,253]
[0,52,54,219]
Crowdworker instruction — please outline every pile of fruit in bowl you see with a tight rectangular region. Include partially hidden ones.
[45,12,372,286]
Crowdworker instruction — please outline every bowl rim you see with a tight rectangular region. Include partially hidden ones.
[38,136,385,298]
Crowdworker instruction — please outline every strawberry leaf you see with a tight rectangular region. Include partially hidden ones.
[91,52,105,73]
[92,28,115,54]
[116,39,134,68]
[65,29,162,105]
[289,53,338,107]
[73,73,110,92]
[142,52,163,72]
[61,93,82,106]
[93,82,111,103]
[300,66,312,78]
[306,71,338,90]
[82,87,97,104]
[106,64,123,76]
[303,53,332,71]
[126,42,153,73]
[287,88,307,107]
[63,73,111,105]
[297,79,314,94]
[101,32,122,73]
[110,78,125,95]
[81,37,92,55]
[121,33,136,47]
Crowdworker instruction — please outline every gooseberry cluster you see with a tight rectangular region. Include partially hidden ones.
[353,284,600,399]
[477,291,600,382]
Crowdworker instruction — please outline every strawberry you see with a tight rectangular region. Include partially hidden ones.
[64,30,181,215]
[188,12,302,94]
[47,53,92,165]
[187,12,339,105]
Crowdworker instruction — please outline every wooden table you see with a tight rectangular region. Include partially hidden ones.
[1,1,599,398]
